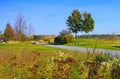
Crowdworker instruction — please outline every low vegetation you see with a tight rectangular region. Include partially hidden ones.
[0,43,119,79]
[54,34,74,44]
[54,29,75,44]
[66,38,120,50]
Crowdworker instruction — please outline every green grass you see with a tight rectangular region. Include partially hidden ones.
[0,43,119,79]
[66,38,120,50]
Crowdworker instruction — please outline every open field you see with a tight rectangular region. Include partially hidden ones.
[0,43,120,79]
[66,38,120,50]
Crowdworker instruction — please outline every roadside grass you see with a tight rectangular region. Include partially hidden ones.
[66,38,120,50]
[0,43,85,78]
[0,43,119,79]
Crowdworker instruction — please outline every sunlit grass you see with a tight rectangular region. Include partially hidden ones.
[0,43,119,78]
[66,38,120,50]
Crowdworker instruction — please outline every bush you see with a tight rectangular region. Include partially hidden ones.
[48,38,54,44]
[94,54,108,63]
[54,36,62,44]
[54,34,74,44]
[111,58,120,79]
[62,34,74,44]
[46,51,75,79]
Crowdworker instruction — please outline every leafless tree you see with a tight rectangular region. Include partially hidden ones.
[28,23,35,36]
[27,23,35,40]
[14,14,27,41]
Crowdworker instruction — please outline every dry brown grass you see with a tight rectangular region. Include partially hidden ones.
[8,41,20,44]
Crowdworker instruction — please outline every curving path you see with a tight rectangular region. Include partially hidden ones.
[37,42,120,58]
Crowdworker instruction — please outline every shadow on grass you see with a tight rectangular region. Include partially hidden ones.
[112,46,120,48]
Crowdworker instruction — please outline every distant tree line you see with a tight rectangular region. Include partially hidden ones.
[34,35,56,41]
[78,34,120,39]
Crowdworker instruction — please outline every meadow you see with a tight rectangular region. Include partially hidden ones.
[66,38,120,50]
[0,43,120,79]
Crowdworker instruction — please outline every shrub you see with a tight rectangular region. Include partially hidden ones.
[94,54,108,63]
[46,51,75,79]
[54,36,62,44]
[48,38,54,44]
[54,34,74,44]
[63,34,74,44]
[111,58,120,79]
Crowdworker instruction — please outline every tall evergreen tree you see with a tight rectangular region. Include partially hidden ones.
[4,23,14,40]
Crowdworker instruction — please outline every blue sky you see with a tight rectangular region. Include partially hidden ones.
[0,0,120,35]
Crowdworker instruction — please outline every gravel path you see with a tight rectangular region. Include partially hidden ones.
[38,42,120,58]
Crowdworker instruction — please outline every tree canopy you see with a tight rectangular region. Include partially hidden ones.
[66,9,94,37]
[4,23,14,40]
[66,9,82,38]
[82,12,94,34]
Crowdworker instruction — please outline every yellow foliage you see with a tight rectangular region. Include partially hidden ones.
[49,38,54,44]
[39,40,45,43]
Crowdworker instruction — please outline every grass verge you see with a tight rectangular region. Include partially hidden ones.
[0,43,119,79]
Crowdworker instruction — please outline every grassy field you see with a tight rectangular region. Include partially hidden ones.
[0,43,120,79]
[66,38,120,50]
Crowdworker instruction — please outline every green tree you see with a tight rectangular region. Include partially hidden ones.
[66,9,82,38]
[82,12,94,34]
[4,23,14,40]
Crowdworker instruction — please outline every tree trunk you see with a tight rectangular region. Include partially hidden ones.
[85,32,87,38]
[75,33,77,38]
